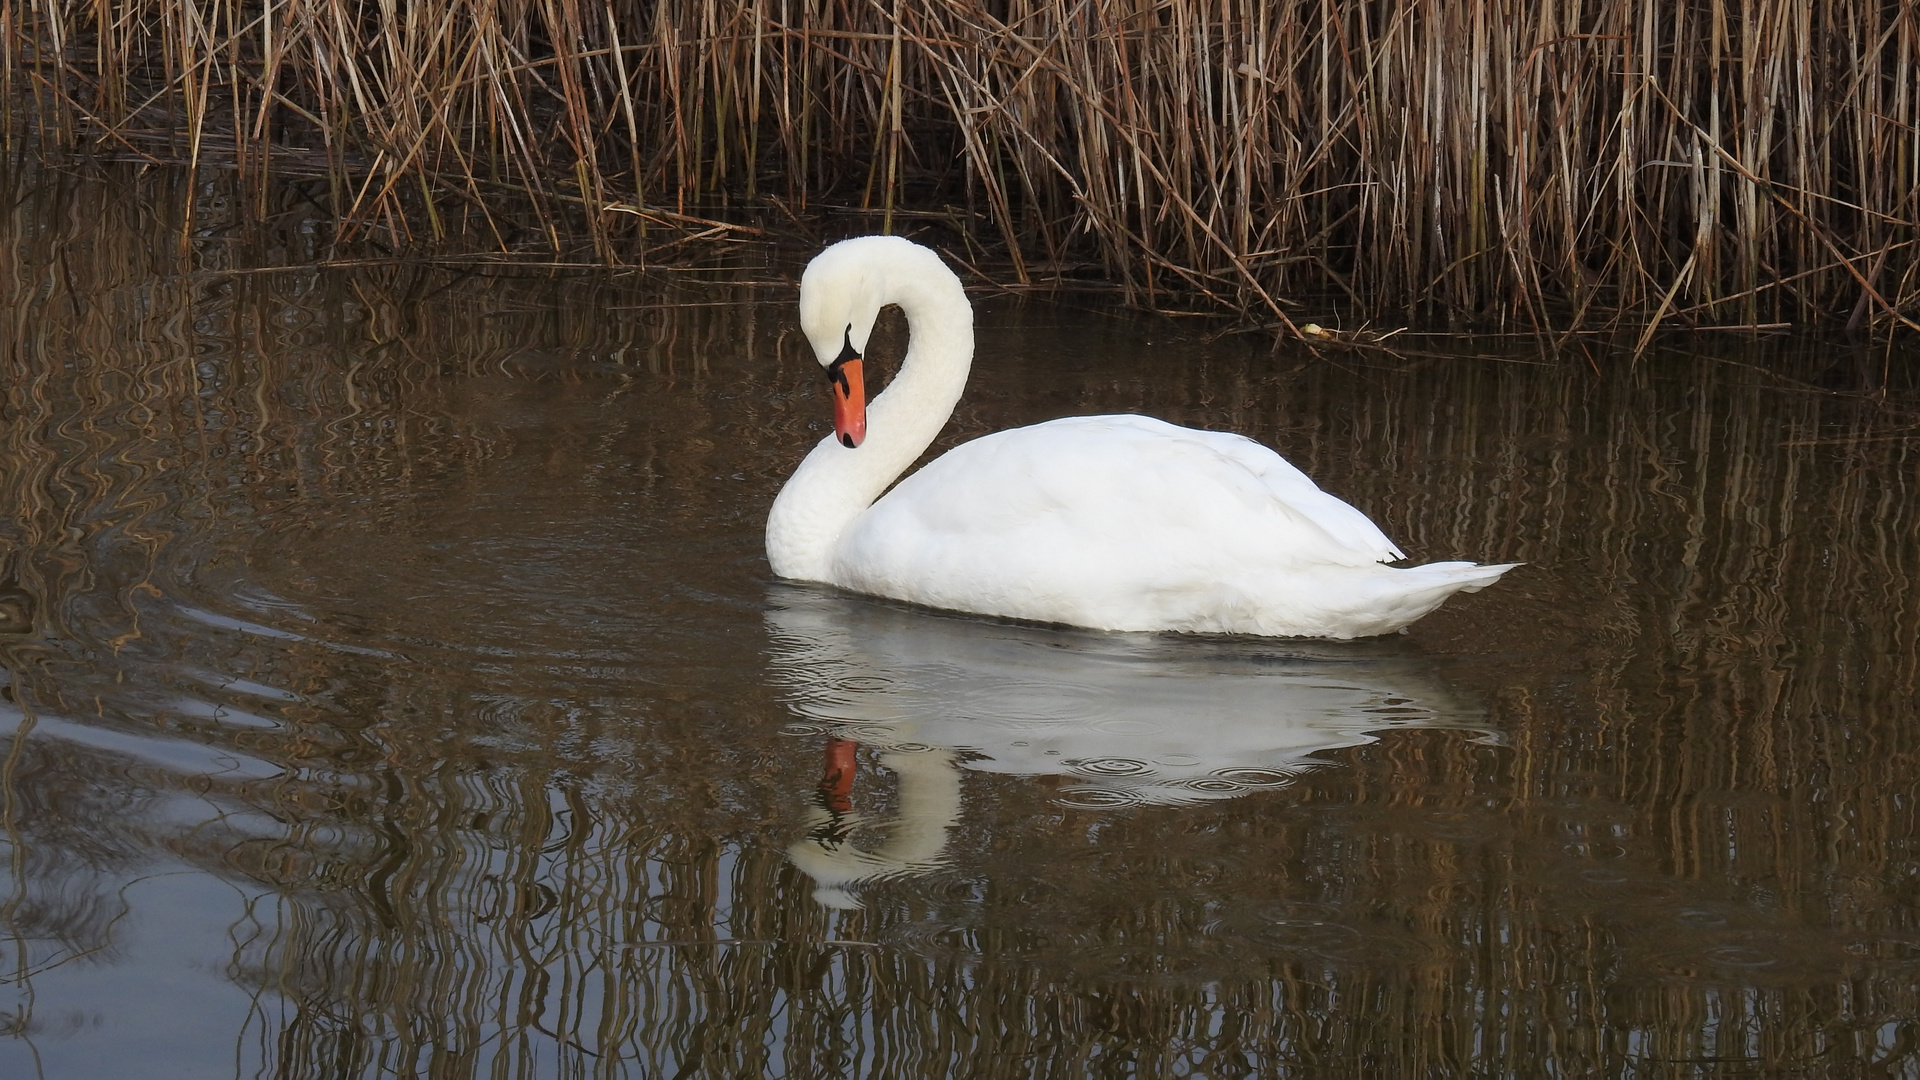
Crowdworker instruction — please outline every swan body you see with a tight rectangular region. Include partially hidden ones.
[766,235,1515,639]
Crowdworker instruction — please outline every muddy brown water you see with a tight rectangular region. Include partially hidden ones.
[4,171,1920,1077]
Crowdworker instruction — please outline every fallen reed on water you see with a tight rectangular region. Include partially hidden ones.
[8,0,1919,333]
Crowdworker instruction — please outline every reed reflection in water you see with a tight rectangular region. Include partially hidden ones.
[2,166,1920,1075]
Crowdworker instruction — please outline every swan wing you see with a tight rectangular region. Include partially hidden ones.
[911,415,1403,560]
[831,415,1408,629]
[1097,416,1407,562]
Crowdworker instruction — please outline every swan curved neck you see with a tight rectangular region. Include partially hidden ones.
[767,257,974,581]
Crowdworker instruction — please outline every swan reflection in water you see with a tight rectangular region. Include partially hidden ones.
[765,586,1496,909]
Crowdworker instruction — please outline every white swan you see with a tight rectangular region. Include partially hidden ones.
[766,235,1516,638]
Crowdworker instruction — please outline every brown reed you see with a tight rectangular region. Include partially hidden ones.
[7,0,1920,334]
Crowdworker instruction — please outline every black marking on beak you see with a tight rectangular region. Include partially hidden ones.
[825,325,861,394]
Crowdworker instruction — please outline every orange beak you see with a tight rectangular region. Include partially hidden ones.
[818,737,858,814]
[829,357,866,448]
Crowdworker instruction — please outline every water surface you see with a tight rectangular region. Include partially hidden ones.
[4,170,1920,1077]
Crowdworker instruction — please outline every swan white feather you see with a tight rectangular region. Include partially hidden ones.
[766,235,1515,638]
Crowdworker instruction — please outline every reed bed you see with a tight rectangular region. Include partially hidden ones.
[8,0,1920,332]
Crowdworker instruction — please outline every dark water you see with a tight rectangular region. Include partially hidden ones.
[4,169,1920,1078]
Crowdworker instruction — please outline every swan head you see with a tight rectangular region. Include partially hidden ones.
[799,236,963,449]
[799,236,907,365]
[799,237,913,449]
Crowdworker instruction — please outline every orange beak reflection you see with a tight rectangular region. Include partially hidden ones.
[830,356,866,448]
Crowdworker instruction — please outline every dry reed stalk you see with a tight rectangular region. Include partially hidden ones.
[7,0,1919,334]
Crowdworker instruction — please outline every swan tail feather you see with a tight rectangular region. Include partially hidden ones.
[1401,560,1521,594]
[1310,560,1520,638]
